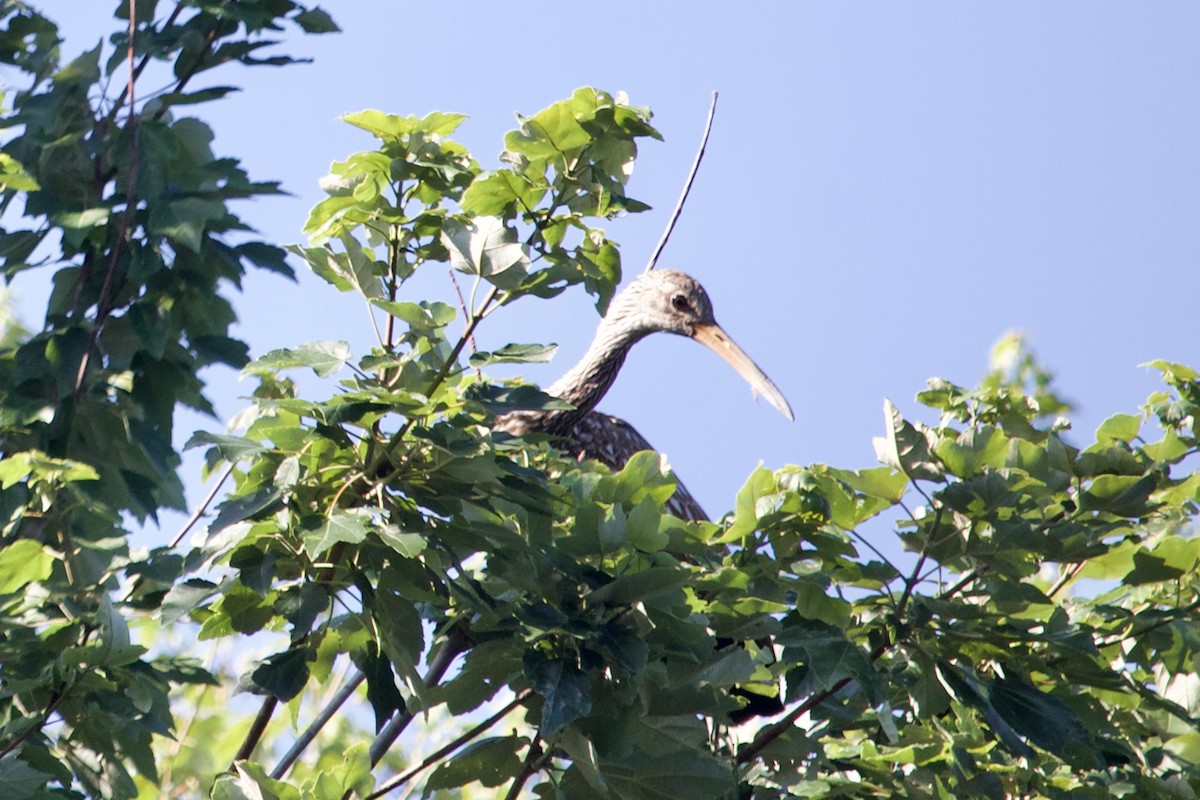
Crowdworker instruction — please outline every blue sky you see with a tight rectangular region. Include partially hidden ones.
[18,2,1200,532]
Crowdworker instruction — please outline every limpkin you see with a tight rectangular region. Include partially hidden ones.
[496,268,793,518]
[497,268,792,721]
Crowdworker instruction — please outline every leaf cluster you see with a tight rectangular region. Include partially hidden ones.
[0,2,334,797]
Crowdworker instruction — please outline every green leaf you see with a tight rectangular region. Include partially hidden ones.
[145,86,239,114]
[526,655,591,735]
[777,619,873,694]
[307,744,373,800]
[1081,473,1158,517]
[989,675,1093,759]
[150,197,226,253]
[218,582,276,635]
[160,578,227,624]
[183,431,266,461]
[461,170,547,216]
[373,589,423,671]
[791,582,852,628]
[251,646,312,702]
[375,524,427,558]
[874,399,942,480]
[720,467,775,544]
[1096,412,1142,444]
[369,299,457,331]
[832,465,910,502]
[1124,550,1186,585]
[0,153,40,191]
[469,343,558,367]
[0,754,53,798]
[600,752,735,800]
[0,539,53,594]
[213,763,301,800]
[341,109,414,141]
[1143,429,1190,463]
[0,453,33,489]
[54,207,110,248]
[417,110,470,137]
[244,340,351,378]
[441,215,530,289]
[210,487,286,536]
[294,8,340,33]
[506,101,592,159]
[302,512,369,558]
[587,567,689,606]
[935,426,1009,476]
[359,645,405,730]
[1143,359,1199,384]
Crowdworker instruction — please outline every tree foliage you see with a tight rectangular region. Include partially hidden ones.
[1,3,1199,799]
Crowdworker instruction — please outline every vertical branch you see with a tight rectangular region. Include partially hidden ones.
[106,2,185,123]
[503,737,545,800]
[644,91,718,274]
[447,269,479,360]
[75,0,140,394]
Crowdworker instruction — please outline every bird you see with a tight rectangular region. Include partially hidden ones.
[496,268,793,520]
[496,268,793,722]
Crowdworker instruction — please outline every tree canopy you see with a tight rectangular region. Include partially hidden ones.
[1,3,1199,799]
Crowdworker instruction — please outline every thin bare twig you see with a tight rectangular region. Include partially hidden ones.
[895,505,943,617]
[447,268,478,357]
[644,91,718,274]
[0,674,82,760]
[1047,562,1085,598]
[169,462,235,548]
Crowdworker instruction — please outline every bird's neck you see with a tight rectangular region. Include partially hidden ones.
[544,321,646,431]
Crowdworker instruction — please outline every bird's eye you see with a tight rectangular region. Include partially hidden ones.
[671,294,690,312]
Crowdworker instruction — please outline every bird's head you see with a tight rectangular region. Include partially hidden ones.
[607,269,716,337]
[602,269,794,421]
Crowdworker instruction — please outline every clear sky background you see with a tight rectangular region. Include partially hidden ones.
[16,3,1200,535]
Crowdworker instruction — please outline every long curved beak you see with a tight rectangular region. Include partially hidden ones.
[691,322,794,421]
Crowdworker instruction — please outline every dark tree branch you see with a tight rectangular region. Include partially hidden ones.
[367,624,472,766]
[368,690,529,799]
[270,672,366,780]
[75,0,139,394]
[232,695,278,764]
[503,736,545,800]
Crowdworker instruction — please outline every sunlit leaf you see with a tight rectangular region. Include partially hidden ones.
[441,215,531,289]
[0,540,52,594]
[301,512,369,558]
[243,340,351,378]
